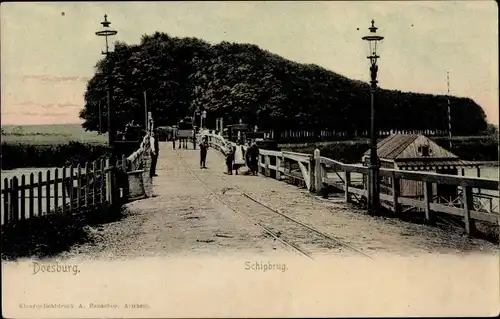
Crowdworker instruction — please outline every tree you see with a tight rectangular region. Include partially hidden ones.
[80,32,489,136]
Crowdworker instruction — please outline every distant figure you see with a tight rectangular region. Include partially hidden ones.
[246,140,259,175]
[233,141,246,175]
[150,130,159,178]
[225,142,235,175]
[199,135,209,169]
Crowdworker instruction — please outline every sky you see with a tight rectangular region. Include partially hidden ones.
[1,1,498,126]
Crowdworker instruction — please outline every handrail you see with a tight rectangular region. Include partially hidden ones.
[201,130,499,236]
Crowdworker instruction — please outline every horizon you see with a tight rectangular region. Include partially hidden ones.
[1,1,498,126]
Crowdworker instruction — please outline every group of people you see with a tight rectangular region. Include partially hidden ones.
[223,139,259,176]
[145,129,260,179]
[197,135,260,175]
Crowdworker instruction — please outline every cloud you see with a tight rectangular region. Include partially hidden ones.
[20,75,90,83]
[14,101,80,108]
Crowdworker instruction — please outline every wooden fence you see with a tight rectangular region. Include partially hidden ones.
[1,137,153,226]
[203,132,499,235]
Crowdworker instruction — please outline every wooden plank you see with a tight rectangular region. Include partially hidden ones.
[92,161,97,205]
[424,182,435,224]
[349,187,366,197]
[283,152,311,164]
[29,173,35,218]
[69,166,74,212]
[313,149,322,193]
[264,155,270,177]
[104,159,109,204]
[398,196,426,209]
[37,172,43,217]
[379,192,393,202]
[276,156,282,180]
[61,166,67,214]
[307,157,313,192]
[85,163,90,207]
[463,186,476,235]
[344,164,369,174]
[297,161,310,190]
[259,149,282,157]
[392,172,400,215]
[101,159,107,203]
[76,164,82,209]
[381,168,498,190]
[3,178,10,224]
[115,158,120,201]
[469,210,499,224]
[20,175,26,220]
[54,168,59,213]
[428,203,464,217]
[345,170,351,203]
[11,177,19,222]
[46,170,51,215]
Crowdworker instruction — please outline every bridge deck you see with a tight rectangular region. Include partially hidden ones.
[60,142,498,260]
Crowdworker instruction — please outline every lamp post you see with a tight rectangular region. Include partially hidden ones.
[95,14,118,147]
[362,19,384,215]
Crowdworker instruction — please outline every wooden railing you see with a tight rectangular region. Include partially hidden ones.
[203,131,499,236]
[1,135,153,226]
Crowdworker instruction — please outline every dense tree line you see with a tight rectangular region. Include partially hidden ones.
[80,32,488,135]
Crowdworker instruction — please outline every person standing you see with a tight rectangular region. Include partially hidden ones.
[247,140,259,175]
[150,129,159,178]
[199,135,209,169]
[225,142,235,175]
[233,141,246,175]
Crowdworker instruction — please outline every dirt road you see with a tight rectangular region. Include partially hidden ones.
[58,142,498,260]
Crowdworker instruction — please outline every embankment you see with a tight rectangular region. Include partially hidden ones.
[1,142,112,170]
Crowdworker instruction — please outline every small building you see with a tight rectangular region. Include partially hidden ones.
[361,134,479,199]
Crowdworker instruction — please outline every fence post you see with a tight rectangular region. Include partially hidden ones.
[307,155,314,192]
[76,164,82,209]
[29,174,34,218]
[84,163,90,208]
[37,172,43,216]
[391,172,400,215]
[105,158,112,205]
[264,155,270,177]
[3,178,9,224]
[20,175,26,220]
[54,169,59,212]
[92,161,97,205]
[275,154,282,180]
[62,167,67,214]
[10,178,18,222]
[462,186,476,235]
[69,166,74,211]
[313,149,322,194]
[46,170,51,215]
[345,170,351,203]
[424,181,435,224]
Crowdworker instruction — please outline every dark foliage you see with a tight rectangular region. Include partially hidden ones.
[284,136,498,163]
[1,142,112,170]
[1,204,126,260]
[80,32,488,135]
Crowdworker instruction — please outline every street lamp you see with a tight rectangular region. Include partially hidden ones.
[95,14,118,147]
[362,19,384,215]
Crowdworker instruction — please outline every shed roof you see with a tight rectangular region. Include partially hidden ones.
[363,134,419,159]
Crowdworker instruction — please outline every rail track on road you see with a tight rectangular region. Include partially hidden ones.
[175,150,372,260]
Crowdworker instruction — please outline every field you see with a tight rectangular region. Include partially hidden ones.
[1,123,108,145]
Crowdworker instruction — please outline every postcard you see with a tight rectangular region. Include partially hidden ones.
[1,1,499,318]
